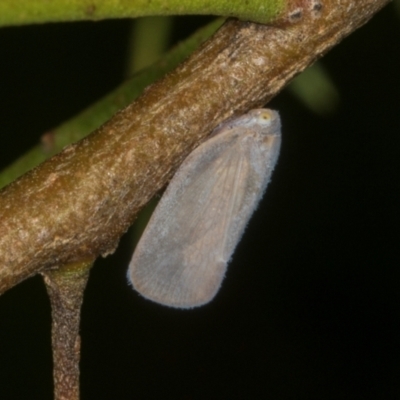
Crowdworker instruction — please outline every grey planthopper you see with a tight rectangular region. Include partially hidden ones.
[128,109,282,308]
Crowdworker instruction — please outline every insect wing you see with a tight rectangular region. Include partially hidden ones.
[128,109,281,308]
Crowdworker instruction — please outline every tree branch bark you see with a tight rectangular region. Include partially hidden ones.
[0,0,390,295]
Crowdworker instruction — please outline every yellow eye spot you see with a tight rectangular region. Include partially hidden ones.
[259,111,272,121]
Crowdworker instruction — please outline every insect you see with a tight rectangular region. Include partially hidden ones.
[128,109,281,308]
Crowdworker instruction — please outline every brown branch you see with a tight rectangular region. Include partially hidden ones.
[0,0,390,294]
[42,262,91,400]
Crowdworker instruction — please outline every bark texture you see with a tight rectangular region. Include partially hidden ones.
[42,262,90,400]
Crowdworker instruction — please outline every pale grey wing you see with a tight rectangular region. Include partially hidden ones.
[129,130,257,308]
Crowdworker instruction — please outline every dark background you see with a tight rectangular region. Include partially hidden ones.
[0,5,399,400]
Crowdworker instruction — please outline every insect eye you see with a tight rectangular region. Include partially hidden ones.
[260,112,272,120]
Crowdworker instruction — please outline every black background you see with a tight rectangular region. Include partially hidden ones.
[0,6,399,400]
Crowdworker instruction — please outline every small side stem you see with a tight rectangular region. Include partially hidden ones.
[42,261,92,400]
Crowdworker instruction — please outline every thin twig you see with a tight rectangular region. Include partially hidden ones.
[42,262,92,400]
